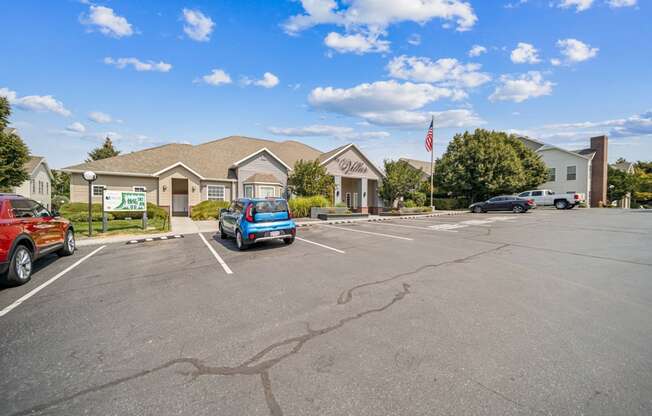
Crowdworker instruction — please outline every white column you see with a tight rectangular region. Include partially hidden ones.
[334,175,342,203]
[361,178,368,208]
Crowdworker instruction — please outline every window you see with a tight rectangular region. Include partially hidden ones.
[30,180,35,193]
[207,185,225,201]
[547,168,556,182]
[345,192,352,208]
[11,199,35,218]
[92,185,105,197]
[133,186,146,193]
[531,191,543,196]
[32,202,50,218]
[46,182,49,194]
[259,186,275,198]
[566,165,577,181]
[244,184,254,198]
[38,181,43,194]
[518,192,530,197]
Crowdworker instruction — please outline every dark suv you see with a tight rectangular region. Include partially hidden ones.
[0,194,75,285]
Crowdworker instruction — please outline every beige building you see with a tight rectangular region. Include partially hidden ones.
[63,136,384,216]
[11,156,53,209]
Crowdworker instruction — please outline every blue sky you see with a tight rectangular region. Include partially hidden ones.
[1,0,650,168]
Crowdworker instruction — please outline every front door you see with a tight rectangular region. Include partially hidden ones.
[172,194,188,216]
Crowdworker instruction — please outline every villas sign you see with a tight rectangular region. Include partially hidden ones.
[336,157,368,175]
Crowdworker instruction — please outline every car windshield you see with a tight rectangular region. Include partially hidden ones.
[253,200,288,213]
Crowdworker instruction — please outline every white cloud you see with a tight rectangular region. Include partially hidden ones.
[103,57,172,72]
[387,55,491,89]
[283,0,478,34]
[80,5,134,38]
[543,110,652,138]
[407,34,421,46]
[324,32,390,54]
[88,111,113,124]
[505,0,529,8]
[607,0,637,7]
[489,71,554,103]
[66,122,86,133]
[196,69,232,86]
[550,58,562,66]
[510,42,540,64]
[555,38,598,63]
[268,124,391,141]
[182,8,215,42]
[242,72,280,88]
[0,87,71,116]
[557,0,594,12]
[468,45,487,57]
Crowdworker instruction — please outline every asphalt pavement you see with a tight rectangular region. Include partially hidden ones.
[1,208,651,415]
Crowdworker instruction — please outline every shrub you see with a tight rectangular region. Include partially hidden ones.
[51,195,70,210]
[60,202,168,221]
[403,200,417,208]
[288,195,330,218]
[67,212,115,222]
[432,198,470,210]
[191,200,230,220]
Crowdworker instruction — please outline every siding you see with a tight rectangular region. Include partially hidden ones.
[12,164,52,209]
[237,152,288,198]
[201,180,233,202]
[157,166,201,208]
[536,149,591,199]
[70,174,159,205]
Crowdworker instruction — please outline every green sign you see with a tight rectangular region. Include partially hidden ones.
[104,190,146,211]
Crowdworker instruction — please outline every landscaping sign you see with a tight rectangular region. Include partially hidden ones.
[104,191,146,212]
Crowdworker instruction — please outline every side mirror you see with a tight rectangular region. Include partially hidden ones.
[51,210,60,217]
[219,208,229,215]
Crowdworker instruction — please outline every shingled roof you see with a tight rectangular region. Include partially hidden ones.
[64,136,323,179]
[400,158,432,174]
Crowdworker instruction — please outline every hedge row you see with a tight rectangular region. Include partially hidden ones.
[288,196,330,218]
[190,200,231,220]
[59,202,169,221]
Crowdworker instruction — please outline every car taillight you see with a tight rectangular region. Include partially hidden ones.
[245,203,254,222]
[574,194,580,200]
[528,199,534,205]
[290,228,296,236]
[248,233,255,240]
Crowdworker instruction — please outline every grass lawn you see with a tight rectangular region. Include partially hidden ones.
[73,218,169,238]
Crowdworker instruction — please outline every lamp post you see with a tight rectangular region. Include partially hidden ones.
[83,171,97,237]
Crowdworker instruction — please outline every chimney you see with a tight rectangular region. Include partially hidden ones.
[589,135,608,207]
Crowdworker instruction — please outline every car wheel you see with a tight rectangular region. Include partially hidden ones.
[6,245,33,285]
[512,205,524,213]
[219,222,228,239]
[235,230,247,251]
[57,229,75,257]
[473,206,483,214]
[283,236,295,245]
[555,200,568,210]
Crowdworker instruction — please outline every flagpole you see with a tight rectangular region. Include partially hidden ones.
[430,115,435,210]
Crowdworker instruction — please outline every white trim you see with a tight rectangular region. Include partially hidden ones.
[62,168,237,182]
[244,184,254,198]
[153,162,206,179]
[231,148,293,171]
[537,145,593,160]
[319,143,384,178]
[242,181,282,186]
[92,184,105,197]
[206,184,226,201]
[28,158,54,180]
[258,185,276,198]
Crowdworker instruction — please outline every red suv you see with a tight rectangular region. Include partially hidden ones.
[0,194,75,285]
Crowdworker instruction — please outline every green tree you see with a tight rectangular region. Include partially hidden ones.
[608,165,638,202]
[287,159,335,198]
[633,161,652,203]
[0,97,30,191]
[51,169,71,198]
[379,159,423,207]
[86,136,120,162]
[435,129,546,202]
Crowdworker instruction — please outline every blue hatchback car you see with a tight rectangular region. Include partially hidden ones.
[218,198,296,250]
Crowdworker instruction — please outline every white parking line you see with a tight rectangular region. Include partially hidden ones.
[365,222,433,231]
[322,224,414,241]
[199,233,233,275]
[295,237,346,254]
[0,245,106,318]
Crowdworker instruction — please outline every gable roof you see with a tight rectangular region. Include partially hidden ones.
[63,136,322,179]
[612,161,635,173]
[24,156,53,179]
[400,158,432,174]
[516,136,594,161]
[244,173,282,184]
[317,143,384,178]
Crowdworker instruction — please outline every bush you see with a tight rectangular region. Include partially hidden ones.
[432,198,470,210]
[288,195,330,218]
[403,200,417,208]
[51,195,69,210]
[60,202,168,221]
[191,200,230,220]
[67,212,115,222]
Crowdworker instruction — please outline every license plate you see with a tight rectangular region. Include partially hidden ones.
[270,231,281,237]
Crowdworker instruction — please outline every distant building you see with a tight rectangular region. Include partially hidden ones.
[11,156,53,209]
[400,158,433,180]
[517,135,609,207]
[611,160,635,208]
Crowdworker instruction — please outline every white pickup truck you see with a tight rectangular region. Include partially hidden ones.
[517,189,585,209]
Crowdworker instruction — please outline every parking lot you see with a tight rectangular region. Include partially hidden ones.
[1,209,651,416]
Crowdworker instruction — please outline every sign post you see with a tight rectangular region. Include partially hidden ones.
[82,171,97,237]
[101,186,108,233]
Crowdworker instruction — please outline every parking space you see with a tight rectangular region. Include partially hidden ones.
[1,209,651,416]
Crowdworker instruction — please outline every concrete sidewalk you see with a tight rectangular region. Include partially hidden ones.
[76,210,466,247]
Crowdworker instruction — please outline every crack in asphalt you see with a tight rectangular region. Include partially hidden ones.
[337,244,509,305]
[9,283,411,416]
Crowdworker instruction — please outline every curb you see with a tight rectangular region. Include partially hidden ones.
[126,235,184,245]
[295,211,467,228]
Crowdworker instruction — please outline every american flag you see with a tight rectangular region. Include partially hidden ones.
[425,118,433,152]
